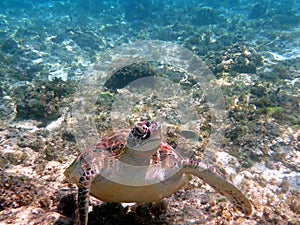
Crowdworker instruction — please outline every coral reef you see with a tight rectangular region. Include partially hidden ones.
[12,78,75,120]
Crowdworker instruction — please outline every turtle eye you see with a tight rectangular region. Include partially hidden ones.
[132,124,150,139]
[133,125,145,137]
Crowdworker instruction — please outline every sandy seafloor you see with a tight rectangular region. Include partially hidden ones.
[0,0,300,224]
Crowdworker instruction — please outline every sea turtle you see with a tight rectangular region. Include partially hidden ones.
[64,121,253,225]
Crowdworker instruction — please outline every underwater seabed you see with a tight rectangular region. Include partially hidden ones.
[0,0,300,224]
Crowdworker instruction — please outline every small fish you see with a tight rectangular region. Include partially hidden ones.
[174,128,202,142]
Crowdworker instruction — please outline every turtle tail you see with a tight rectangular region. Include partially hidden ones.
[182,160,253,216]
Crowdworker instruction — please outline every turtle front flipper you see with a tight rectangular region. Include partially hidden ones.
[77,166,96,225]
[182,161,253,216]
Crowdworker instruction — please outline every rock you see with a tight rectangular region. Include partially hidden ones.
[214,44,263,76]
[290,198,300,213]
[0,206,72,225]
[1,148,27,165]
[1,39,19,53]
[43,161,63,181]
[0,95,16,123]
[13,78,75,120]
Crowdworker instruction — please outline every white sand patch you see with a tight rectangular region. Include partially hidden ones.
[45,116,64,131]
[48,69,68,81]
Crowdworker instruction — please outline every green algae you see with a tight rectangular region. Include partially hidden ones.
[265,106,284,114]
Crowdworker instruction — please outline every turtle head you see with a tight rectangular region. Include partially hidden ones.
[126,121,162,157]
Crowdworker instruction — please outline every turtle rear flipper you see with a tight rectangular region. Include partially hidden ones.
[182,163,253,216]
